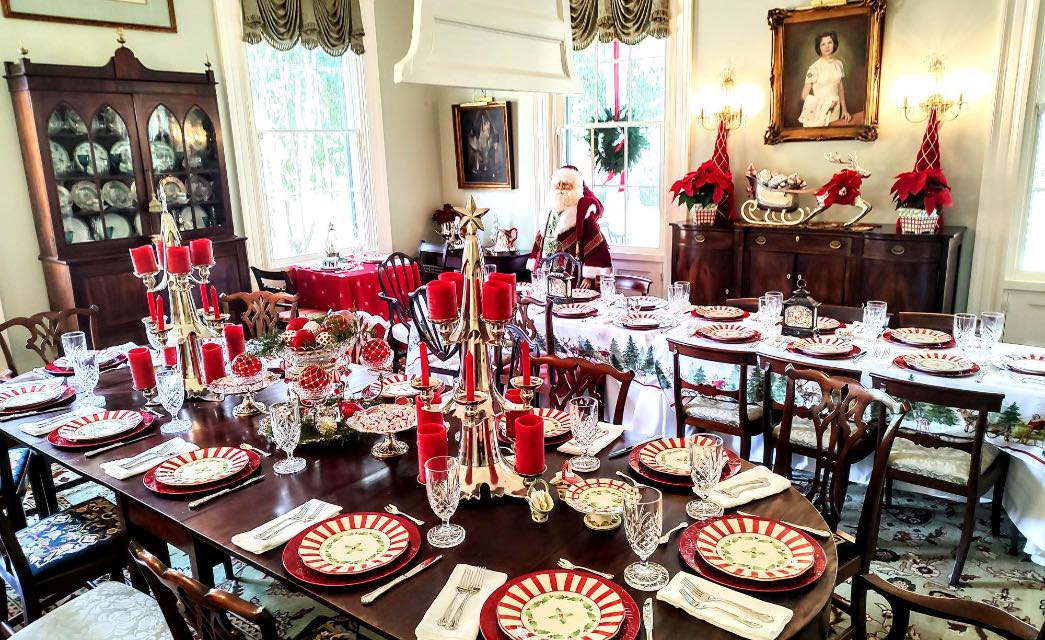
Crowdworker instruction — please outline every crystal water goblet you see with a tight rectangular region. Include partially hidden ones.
[765,291,784,320]
[687,434,727,519]
[424,456,465,548]
[980,312,1004,358]
[157,368,191,434]
[622,485,669,590]
[953,313,979,355]
[72,350,104,408]
[600,274,616,306]
[60,331,87,393]
[862,300,888,341]
[483,263,497,280]
[673,281,691,308]
[269,402,306,475]
[568,396,600,472]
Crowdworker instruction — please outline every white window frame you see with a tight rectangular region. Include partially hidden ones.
[212,0,391,271]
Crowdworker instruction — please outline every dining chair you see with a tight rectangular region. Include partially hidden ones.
[529,355,634,425]
[0,496,127,625]
[896,311,953,332]
[417,240,449,283]
[666,338,764,460]
[538,252,583,287]
[816,304,865,324]
[377,252,423,371]
[613,275,652,297]
[220,291,299,340]
[493,324,536,393]
[0,305,100,378]
[249,266,295,295]
[869,374,1007,586]
[129,542,351,640]
[407,285,461,377]
[724,297,759,313]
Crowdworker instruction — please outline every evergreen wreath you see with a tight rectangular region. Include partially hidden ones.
[584,107,648,175]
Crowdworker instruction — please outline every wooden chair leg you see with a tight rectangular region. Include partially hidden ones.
[222,556,235,582]
[950,496,978,586]
[884,476,894,508]
[738,433,752,461]
[990,468,1008,538]
[851,578,868,640]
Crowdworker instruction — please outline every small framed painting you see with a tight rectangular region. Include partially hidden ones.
[764,0,885,144]
[2,0,177,33]
[452,101,516,190]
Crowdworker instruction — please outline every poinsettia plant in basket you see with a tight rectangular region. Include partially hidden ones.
[670,160,734,225]
[890,169,952,234]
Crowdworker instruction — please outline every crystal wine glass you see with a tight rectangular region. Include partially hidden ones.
[862,300,888,342]
[61,331,87,394]
[673,281,691,311]
[599,274,616,306]
[424,455,465,548]
[568,397,600,473]
[687,434,727,519]
[953,313,979,355]
[979,312,1004,358]
[269,402,306,475]
[622,485,669,590]
[157,368,190,434]
[765,291,784,321]
[73,350,104,408]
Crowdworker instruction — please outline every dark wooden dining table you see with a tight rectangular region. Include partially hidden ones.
[0,369,837,639]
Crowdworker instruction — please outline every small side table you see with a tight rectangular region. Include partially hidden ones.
[418,241,531,282]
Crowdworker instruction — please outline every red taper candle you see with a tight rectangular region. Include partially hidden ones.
[200,283,209,313]
[482,280,512,321]
[166,246,191,275]
[189,238,213,265]
[419,341,430,385]
[224,324,246,360]
[464,350,475,401]
[156,241,165,268]
[426,280,458,321]
[514,414,545,475]
[210,286,220,320]
[146,292,157,324]
[156,297,165,331]
[521,340,530,383]
[200,342,226,384]
[130,245,158,274]
[416,423,448,483]
[438,271,465,301]
[127,347,157,390]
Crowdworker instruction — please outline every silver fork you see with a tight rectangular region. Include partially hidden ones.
[447,565,486,629]
[714,477,770,498]
[118,440,180,469]
[438,566,479,627]
[256,502,322,540]
[681,577,774,622]
[678,581,762,629]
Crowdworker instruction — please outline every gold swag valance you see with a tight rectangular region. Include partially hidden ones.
[242,0,364,56]
[570,0,671,50]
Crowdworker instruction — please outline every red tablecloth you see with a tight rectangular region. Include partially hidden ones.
[287,264,390,319]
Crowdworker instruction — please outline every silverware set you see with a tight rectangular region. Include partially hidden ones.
[679,577,769,628]
[384,504,424,526]
[117,439,181,469]
[0,405,71,422]
[255,501,323,540]
[360,555,442,605]
[556,558,613,579]
[438,565,486,629]
[713,477,770,499]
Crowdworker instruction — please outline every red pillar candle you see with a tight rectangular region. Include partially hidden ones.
[503,388,529,439]
[156,297,165,331]
[416,423,448,483]
[426,280,458,321]
[482,281,512,321]
[200,283,209,313]
[224,324,246,360]
[200,342,226,384]
[189,238,213,265]
[163,346,179,367]
[128,347,157,390]
[521,340,531,383]
[489,273,517,300]
[514,414,545,475]
[419,341,430,385]
[210,287,220,320]
[464,350,475,401]
[166,246,191,275]
[130,245,159,274]
[438,271,465,301]
[415,396,444,426]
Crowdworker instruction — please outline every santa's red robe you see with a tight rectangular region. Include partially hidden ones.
[526,191,612,280]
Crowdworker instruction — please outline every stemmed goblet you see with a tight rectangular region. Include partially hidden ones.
[980,312,1005,359]
[953,313,979,355]
[567,397,600,473]
[73,350,104,408]
[622,485,669,590]
[861,300,888,342]
[686,434,727,520]
[157,368,190,434]
[60,331,87,395]
[424,456,465,548]
[269,402,306,475]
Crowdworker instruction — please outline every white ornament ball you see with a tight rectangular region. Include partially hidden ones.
[303,320,322,334]
[315,331,336,347]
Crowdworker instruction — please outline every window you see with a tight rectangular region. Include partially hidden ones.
[557,38,667,249]
[244,45,376,263]
[1022,73,1045,273]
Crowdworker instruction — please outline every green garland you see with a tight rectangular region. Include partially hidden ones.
[584,107,648,175]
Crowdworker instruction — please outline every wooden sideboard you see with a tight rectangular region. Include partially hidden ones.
[669,223,964,312]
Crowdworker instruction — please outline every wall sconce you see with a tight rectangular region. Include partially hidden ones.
[901,55,965,123]
[697,68,745,131]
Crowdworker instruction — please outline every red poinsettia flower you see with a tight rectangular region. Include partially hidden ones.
[890,169,952,213]
[815,169,864,207]
[669,160,733,209]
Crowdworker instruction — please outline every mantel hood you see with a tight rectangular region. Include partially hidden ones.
[394,0,581,94]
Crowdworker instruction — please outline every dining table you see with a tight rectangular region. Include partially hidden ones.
[0,367,838,640]
[287,262,390,319]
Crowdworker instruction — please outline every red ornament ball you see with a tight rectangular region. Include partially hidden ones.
[286,317,309,331]
[298,365,330,393]
[288,329,316,349]
[339,400,362,420]
[231,353,262,379]
[360,338,392,369]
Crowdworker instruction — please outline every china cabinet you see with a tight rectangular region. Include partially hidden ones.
[670,223,964,312]
[5,46,249,346]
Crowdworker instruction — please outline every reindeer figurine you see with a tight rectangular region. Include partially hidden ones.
[740,152,873,227]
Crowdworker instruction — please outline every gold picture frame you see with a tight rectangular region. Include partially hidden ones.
[1,0,177,33]
[452,101,516,190]
[764,0,885,144]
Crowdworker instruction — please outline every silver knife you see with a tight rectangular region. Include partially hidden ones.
[0,405,72,422]
[608,437,658,459]
[643,597,653,640]
[188,475,265,509]
[83,433,155,457]
[735,510,832,538]
[361,555,442,605]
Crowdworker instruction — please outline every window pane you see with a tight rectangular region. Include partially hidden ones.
[626,125,659,187]
[625,187,661,248]
[597,58,628,120]
[628,55,665,121]
[561,127,594,182]
[565,47,597,124]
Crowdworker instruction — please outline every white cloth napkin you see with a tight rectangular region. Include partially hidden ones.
[415,564,508,640]
[709,465,791,509]
[230,499,342,555]
[99,438,199,480]
[18,408,93,436]
[557,422,625,455]
[657,571,792,640]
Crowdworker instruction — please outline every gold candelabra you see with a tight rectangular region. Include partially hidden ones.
[697,68,745,131]
[132,177,221,398]
[901,55,965,123]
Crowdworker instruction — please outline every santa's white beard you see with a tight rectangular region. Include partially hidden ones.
[549,186,582,213]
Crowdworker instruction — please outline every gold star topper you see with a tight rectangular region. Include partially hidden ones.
[453,196,489,234]
[116,28,127,46]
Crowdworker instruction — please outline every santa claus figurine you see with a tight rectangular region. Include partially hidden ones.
[526,165,613,284]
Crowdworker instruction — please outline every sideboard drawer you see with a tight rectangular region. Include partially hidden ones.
[676,228,733,250]
[745,231,852,254]
[864,239,941,261]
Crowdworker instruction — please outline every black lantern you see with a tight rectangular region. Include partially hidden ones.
[545,271,573,304]
[781,275,819,338]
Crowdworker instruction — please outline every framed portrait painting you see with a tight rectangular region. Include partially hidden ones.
[764,0,885,144]
[452,101,516,190]
[1,0,176,32]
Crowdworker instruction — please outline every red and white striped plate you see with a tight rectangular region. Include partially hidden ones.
[693,306,746,321]
[817,316,842,332]
[55,410,143,442]
[495,570,626,640]
[636,436,720,476]
[508,407,572,439]
[296,513,410,575]
[887,327,952,346]
[563,478,630,516]
[1003,353,1045,375]
[695,323,759,343]
[790,336,853,357]
[616,312,662,330]
[900,352,978,376]
[0,383,67,410]
[553,303,598,318]
[628,295,666,310]
[569,288,600,301]
[52,348,124,370]
[376,374,418,399]
[153,447,251,487]
[694,515,816,582]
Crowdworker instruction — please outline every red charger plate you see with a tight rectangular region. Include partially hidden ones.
[47,411,155,449]
[282,514,420,587]
[786,343,863,360]
[479,569,640,640]
[692,309,750,322]
[892,355,980,377]
[694,329,762,344]
[0,386,76,416]
[678,516,827,593]
[143,449,261,496]
[627,444,741,491]
[44,354,127,376]
[883,330,955,349]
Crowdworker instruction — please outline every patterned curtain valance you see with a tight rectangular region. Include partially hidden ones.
[242,0,364,56]
[570,0,670,50]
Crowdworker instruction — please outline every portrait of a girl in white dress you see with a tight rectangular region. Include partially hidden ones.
[798,31,851,127]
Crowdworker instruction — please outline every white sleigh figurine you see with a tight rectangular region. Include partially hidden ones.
[741,152,873,227]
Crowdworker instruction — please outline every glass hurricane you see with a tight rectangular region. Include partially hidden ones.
[424,456,465,548]
[622,485,669,590]
[686,434,727,520]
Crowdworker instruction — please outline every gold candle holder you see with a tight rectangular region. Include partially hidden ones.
[142,317,173,352]
[197,309,230,334]
[138,385,161,408]
[409,376,443,410]
[509,375,542,409]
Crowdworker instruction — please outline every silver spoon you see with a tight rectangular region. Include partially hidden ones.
[240,443,271,457]
[385,504,424,526]
[659,521,688,544]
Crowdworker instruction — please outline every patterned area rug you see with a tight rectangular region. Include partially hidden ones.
[9,464,1044,639]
